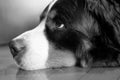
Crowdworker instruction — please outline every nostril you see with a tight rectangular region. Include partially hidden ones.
[9,39,25,57]
[9,41,18,57]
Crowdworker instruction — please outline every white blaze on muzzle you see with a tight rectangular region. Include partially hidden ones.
[13,19,49,70]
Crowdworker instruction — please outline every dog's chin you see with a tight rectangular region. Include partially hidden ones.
[14,58,47,71]
[16,63,46,71]
[12,51,48,70]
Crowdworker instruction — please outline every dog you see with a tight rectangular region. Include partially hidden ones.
[9,0,120,70]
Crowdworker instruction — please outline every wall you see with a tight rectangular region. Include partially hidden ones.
[0,0,52,45]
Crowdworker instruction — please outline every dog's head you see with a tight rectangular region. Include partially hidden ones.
[9,0,120,70]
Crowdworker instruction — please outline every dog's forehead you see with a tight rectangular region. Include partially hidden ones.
[42,0,85,20]
[40,0,58,22]
[48,0,58,12]
[48,0,85,22]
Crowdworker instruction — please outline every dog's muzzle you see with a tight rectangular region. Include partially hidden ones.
[8,20,50,70]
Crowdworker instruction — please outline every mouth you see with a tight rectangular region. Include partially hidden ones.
[9,45,26,67]
[12,52,26,70]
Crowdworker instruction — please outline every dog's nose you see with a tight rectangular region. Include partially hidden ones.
[9,39,25,57]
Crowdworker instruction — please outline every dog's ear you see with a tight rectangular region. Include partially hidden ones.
[86,0,120,47]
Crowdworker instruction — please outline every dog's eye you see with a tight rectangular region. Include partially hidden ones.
[46,17,65,30]
[55,20,65,29]
[57,24,64,29]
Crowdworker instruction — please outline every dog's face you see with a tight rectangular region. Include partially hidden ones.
[9,0,120,70]
[9,0,85,70]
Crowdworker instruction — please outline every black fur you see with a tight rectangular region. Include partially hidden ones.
[42,0,120,67]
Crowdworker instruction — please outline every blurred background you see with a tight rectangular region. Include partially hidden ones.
[0,0,52,45]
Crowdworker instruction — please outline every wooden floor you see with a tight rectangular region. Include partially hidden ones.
[0,46,120,80]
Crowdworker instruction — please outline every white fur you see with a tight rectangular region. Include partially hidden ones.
[13,19,49,70]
